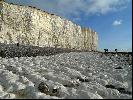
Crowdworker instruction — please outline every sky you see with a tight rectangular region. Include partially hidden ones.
[5,0,132,52]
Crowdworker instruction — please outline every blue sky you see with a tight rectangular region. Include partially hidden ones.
[5,0,132,52]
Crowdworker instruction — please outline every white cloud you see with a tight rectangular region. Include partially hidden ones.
[112,20,122,26]
[6,0,130,19]
[72,17,81,22]
[53,0,130,17]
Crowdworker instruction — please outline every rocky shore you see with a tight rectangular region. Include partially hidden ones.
[0,44,132,99]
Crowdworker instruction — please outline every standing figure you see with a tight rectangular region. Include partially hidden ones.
[104,49,108,53]
[115,49,118,53]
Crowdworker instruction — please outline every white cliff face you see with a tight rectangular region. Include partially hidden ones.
[0,1,98,51]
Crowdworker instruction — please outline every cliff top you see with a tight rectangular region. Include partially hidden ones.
[1,0,97,32]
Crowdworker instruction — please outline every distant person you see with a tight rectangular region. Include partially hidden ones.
[115,49,118,53]
[104,49,108,53]
[104,49,106,53]
[17,43,19,47]
[0,50,5,58]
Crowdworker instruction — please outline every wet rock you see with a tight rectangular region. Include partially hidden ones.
[77,77,90,82]
[105,85,116,89]
[117,88,132,95]
[115,67,123,69]
[0,50,6,58]
[77,77,85,82]
[50,87,60,96]
[38,82,49,95]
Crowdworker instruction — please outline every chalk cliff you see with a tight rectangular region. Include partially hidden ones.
[0,1,98,51]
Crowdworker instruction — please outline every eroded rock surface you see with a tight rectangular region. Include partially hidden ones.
[0,1,98,51]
